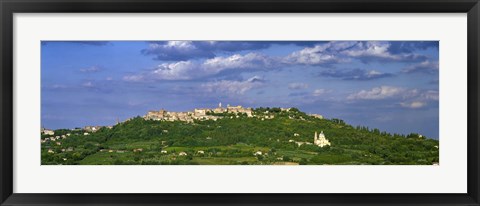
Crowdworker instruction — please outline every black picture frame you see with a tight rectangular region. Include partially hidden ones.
[1,0,479,205]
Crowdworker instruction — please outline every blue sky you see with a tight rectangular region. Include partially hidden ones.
[41,41,439,139]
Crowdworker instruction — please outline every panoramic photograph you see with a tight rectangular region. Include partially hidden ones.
[41,41,439,165]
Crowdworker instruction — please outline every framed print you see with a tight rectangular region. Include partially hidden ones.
[1,0,479,206]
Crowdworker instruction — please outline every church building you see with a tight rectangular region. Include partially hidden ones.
[314,131,331,147]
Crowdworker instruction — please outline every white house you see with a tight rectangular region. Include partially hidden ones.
[42,129,54,135]
[179,152,188,156]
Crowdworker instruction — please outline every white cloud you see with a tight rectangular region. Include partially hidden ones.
[80,66,100,73]
[347,86,406,100]
[124,53,276,81]
[347,86,438,109]
[284,41,427,66]
[49,84,68,89]
[201,76,265,95]
[367,70,382,77]
[164,41,195,49]
[203,53,276,72]
[402,60,439,74]
[313,89,329,96]
[152,61,198,80]
[288,83,309,90]
[342,42,392,58]
[341,41,426,62]
[82,81,94,88]
[142,41,214,61]
[400,101,427,109]
[128,41,433,82]
[123,74,145,82]
[150,41,198,52]
[320,68,394,80]
[422,90,439,101]
[142,41,271,61]
[284,43,342,65]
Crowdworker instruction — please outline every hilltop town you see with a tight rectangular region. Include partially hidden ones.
[143,103,330,147]
[42,103,330,149]
[144,103,251,122]
[144,103,323,122]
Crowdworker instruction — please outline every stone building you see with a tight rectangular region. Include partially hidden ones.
[213,107,226,113]
[314,131,331,147]
[84,126,103,132]
[41,128,55,135]
[145,109,166,120]
[213,102,227,113]
[227,105,253,117]
[194,108,209,116]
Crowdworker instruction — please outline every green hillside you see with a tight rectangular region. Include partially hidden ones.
[41,107,439,165]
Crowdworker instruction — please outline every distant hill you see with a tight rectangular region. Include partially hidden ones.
[41,107,439,165]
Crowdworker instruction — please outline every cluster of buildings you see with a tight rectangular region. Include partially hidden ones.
[41,125,105,144]
[47,147,74,154]
[144,103,253,122]
[41,133,70,143]
[41,127,71,143]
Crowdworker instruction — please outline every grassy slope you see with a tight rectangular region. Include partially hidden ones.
[41,109,439,165]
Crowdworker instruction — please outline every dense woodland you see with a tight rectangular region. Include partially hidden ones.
[41,108,439,165]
